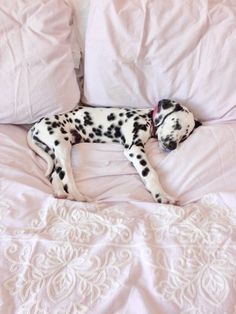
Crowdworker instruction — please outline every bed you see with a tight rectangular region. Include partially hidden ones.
[1,1,236,313]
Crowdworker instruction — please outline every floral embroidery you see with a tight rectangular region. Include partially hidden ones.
[1,194,236,313]
[149,195,236,309]
[28,200,133,244]
[4,242,132,310]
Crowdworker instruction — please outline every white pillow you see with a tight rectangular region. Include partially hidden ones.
[66,0,91,67]
[0,0,80,124]
[83,0,236,122]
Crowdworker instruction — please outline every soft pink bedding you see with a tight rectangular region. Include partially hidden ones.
[1,0,236,312]
[0,123,236,313]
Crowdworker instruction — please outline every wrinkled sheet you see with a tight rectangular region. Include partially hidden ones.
[0,124,236,313]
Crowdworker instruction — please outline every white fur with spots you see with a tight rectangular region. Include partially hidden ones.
[27,99,201,204]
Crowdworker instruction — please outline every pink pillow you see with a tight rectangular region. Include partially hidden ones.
[0,0,80,124]
[83,0,236,122]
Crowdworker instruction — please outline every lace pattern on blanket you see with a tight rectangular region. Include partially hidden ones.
[1,195,236,313]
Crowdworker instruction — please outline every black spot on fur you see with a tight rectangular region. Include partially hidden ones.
[52,122,60,128]
[92,127,102,137]
[59,171,65,180]
[134,140,144,148]
[104,131,112,138]
[142,167,150,177]
[54,140,59,146]
[140,159,147,166]
[51,153,55,160]
[174,120,182,130]
[159,99,173,110]
[173,104,184,112]
[107,113,116,121]
[121,136,126,144]
[126,111,134,118]
[64,184,68,193]
[139,124,147,131]
[70,129,81,144]
[56,167,62,174]
[83,115,93,126]
[114,127,121,138]
[60,128,67,134]
[107,124,114,131]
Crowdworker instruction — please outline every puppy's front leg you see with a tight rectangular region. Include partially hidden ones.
[124,145,175,204]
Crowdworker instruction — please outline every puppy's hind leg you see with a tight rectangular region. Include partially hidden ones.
[50,170,69,200]
[53,142,87,202]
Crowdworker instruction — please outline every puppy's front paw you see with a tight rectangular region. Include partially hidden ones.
[154,192,177,205]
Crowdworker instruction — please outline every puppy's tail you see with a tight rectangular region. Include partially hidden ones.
[27,128,54,177]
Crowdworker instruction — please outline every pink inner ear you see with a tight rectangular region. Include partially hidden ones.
[152,104,159,120]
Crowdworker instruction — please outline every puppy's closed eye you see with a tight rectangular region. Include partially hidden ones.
[180,135,187,143]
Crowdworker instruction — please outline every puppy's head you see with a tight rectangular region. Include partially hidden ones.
[153,99,201,151]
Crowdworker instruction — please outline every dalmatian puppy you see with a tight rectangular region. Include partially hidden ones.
[27,99,201,204]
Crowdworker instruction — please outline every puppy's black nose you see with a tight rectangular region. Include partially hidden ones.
[167,141,177,150]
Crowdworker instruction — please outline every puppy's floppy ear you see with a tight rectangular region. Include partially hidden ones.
[194,119,202,129]
[158,99,174,110]
[174,103,185,112]
[154,99,175,127]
